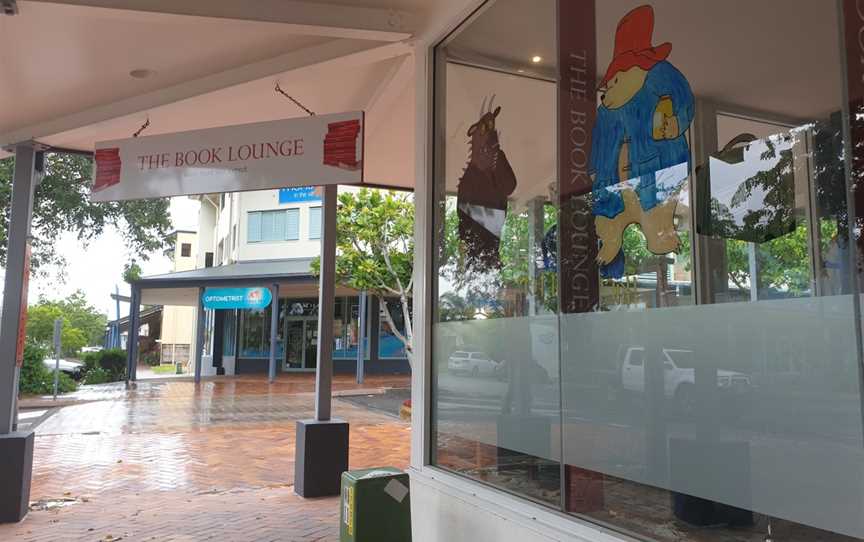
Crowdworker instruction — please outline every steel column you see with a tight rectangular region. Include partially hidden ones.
[314,184,338,421]
[268,283,280,383]
[0,143,38,435]
[194,286,206,383]
[124,286,141,385]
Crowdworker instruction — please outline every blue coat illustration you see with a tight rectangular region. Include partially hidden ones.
[588,5,695,279]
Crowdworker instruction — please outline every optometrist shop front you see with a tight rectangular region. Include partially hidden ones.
[408,1,864,541]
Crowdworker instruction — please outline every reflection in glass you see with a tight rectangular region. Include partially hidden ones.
[432,0,562,505]
[431,0,864,540]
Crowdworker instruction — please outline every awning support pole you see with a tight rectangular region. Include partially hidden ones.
[0,142,39,524]
[268,283,280,383]
[295,183,347,499]
[0,143,38,435]
[125,286,141,386]
[194,286,205,384]
[315,184,337,421]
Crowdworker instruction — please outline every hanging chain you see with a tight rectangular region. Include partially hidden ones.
[132,116,151,138]
[275,82,316,117]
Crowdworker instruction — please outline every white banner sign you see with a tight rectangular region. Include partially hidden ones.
[91,111,364,202]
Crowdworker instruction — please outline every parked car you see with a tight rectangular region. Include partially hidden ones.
[620,346,752,410]
[42,358,85,380]
[81,346,103,353]
[447,351,498,377]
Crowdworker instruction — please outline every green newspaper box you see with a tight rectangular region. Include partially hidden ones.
[340,467,411,542]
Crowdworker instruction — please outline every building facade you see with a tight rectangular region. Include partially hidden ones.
[153,187,410,377]
[158,230,198,367]
[410,1,864,542]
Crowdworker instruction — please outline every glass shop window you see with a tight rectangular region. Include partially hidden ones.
[239,308,270,358]
[432,0,562,508]
[431,0,864,541]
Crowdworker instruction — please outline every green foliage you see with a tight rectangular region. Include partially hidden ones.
[141,350,160,367]
[26,290,107,356]
[81,351,100,373]
[96,349,127,380]
[83,366,111,385]
[18,343,77,396]
[311,189,415,361]
[679,219,838,295]
[123,261,143,284]
[312,189,414,294]
[79,348,126,382]
[0,154,172,274]
[621,225,654,276]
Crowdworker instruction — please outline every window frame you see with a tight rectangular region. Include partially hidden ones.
[247,209,300,243]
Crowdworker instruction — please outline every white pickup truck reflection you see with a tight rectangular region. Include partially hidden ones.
[621,347,752,408]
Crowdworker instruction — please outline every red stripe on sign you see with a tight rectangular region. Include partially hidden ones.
[94,148,122,191]
[323,119,361,171]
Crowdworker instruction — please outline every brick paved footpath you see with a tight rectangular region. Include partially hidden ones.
[0,375,411,542]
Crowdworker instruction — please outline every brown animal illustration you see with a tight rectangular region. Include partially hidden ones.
[595,189,679,265]
[457,96,518,271]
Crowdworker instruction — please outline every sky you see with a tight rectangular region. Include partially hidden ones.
[24,197,201,319]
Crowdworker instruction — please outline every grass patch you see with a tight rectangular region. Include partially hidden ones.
[151,364,182,375]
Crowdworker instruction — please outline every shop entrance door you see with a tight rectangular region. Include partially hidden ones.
[283,317,318,371]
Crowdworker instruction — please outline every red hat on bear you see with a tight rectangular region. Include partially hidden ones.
[601,5,672,87]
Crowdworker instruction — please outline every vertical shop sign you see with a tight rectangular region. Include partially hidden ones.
[558,0,604,514]
[843,0,864,271]
[558,0,599,313]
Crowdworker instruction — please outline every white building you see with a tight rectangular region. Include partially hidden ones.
[145,186,410,377]
[157,230,198,367]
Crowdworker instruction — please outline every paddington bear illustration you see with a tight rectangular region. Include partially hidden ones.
[589,5,694,279]
[457,96,518,271]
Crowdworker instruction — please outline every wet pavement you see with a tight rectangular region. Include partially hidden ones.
[1,374,411,541]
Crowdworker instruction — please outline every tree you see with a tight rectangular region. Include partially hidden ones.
[311,189,415,366]
[0,153,172,274]
[26,290,107,356]
[123,261,143,283]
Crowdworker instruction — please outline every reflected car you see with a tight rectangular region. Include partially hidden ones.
[447,351,498,377]
[620,346,752,409]
[42,358,85,380]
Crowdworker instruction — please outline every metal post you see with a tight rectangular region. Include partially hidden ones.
[194,286,206,384]
[52,319,62,400]
[315,184,338,421]
[125,286,141,386]
[268,283,280,383]
[0,143,38,435]
[356,291,367,384]
[114,284,121,348]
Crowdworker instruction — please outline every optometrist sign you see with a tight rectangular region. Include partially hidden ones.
[91,111,364,202]
[202,287,273,310]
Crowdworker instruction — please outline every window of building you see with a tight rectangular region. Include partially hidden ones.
[180,242,191,258]
[247,209,300,242]
[204,252,214,268]
[430,1,863,540]
[309,206,322,239]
